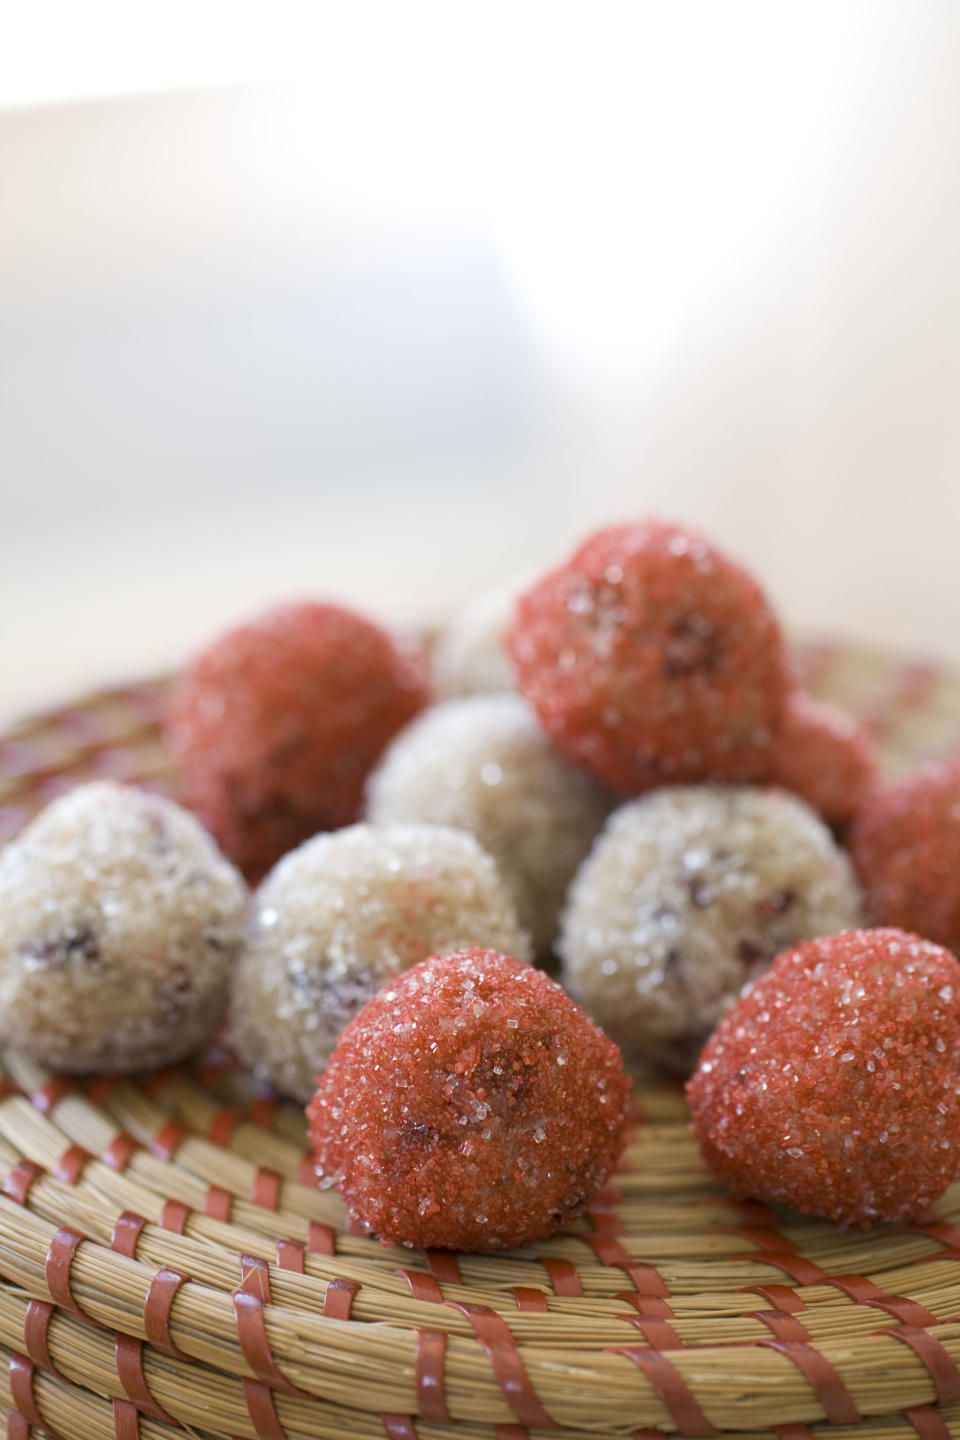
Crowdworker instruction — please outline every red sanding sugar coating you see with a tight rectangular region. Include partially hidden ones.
[774,691,877,828]
[166,602,428,881]
[506,519,787,794]
[849,761,960,952]
[307,948,630,1251]
[687,928,960,1224]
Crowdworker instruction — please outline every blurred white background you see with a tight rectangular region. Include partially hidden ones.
[2,1,959,722]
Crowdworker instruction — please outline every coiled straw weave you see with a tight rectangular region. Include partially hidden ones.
[0,639,959,1439]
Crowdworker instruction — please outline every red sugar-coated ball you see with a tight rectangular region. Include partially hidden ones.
[506,519,787,794]
[849,762,960,951]
[307,948,630,1251]
[687,928,960,1224]
[166,602,428,881]
[774,692,877,828]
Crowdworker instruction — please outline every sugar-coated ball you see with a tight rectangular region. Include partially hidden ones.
[560,786,863,1074]
[0,782,247,1073]
[231,823,531,1101]
[507,519,787,794]
[166,601,429,881]
[431,574,529,698]
[688,928,960,1223]
[307,948,630,1251]
[850,762,960,951]
[365,694,611,956]
[774,692,877,828]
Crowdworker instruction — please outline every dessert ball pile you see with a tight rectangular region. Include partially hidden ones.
[231,822,530,1101]
[0,782,246,1072]
[307,948,630,1250]
[5,518,960,1244]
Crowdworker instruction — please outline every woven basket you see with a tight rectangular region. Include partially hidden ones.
[1,640,960,1440]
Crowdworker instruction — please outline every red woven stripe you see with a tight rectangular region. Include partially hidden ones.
[237,1254,271,1302]
[30,1079,70,1114]
[445,1302,558,1430]
[539,1258,584,1297]
[143,1268,191,1357]
[298,1152,318,1185]
[208,1107,241,1145]
[415,1328,451,1422]
[142,1066,181,1099]
[53,1144,90,1184]
[879,1326,960,1405]
[381,1417,417,1440]
[204,1184,233,1221]
[829,1274,938,1327]
[747,1309,810,1343]
[6,1414,29,1440]
[616,1347,719,1437]
[743,1284,807,1314]
[110,1211,146,1259]
[3,1159,43,1206]
[23,1299,59,1378]
[101,1132,139,1171]
[511,1287,549,1313]
[249,1098,277,1128]
[323,1278,360,1320]
[9,1354,54,1436]
[913,1218,960,1250]
[589,1209,626,1235]
[308,1221,336,1255]
[85,1075,122,1104]
[234,1291,301,1394]
[277,1239,304,1272]
[756,1340,860,1425]
[425,1251,464,1285]
[734,1252,827,1285]
[115,1333,175,1421]
[241,1376,287,1440]
[252,1167,282,1210]
[398,1270,444,1304]
[45,1227,84,1317]
[904,1404,953,1440]
[150,1120,188,1161]
[113,1397,141,1440]
[159,1199,190,1234]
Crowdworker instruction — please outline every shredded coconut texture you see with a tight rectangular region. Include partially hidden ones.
[231,823,531,1101]
[0,781,247,1073]
[365,694,611,956]
[559,785,863,1074]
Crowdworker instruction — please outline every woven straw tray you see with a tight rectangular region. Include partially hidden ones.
[1,639,960,1440]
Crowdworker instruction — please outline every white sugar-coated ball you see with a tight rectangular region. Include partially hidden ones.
[0,782,247,1073]
[231,822,531,1101]
[365,694,611,956]
[431,575,529,698]
[560,785,863,1074]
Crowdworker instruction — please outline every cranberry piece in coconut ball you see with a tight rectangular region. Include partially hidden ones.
[507,520,787,794]
[166,601,428,880]
[774,691,877,829]
[307,949,630,1251]
[688,928,960,1224]
[850,761,960,952]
